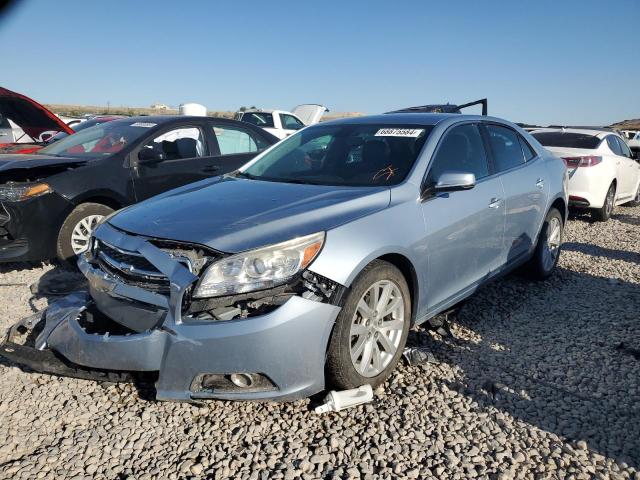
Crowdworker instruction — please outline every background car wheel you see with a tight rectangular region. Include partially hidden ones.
[56,203,114,264]
[325,260,411,391]
[592,183,616,221]
[525,207,563,280]
[624,183,640,207]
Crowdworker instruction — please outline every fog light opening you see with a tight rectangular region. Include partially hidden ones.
[229,373,254,388]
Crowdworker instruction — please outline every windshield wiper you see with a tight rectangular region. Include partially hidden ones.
[232,171,324,185]
[233,171,260,180]
[274,178,325,185]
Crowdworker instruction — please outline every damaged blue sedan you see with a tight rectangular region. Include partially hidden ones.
[1,113,568,401]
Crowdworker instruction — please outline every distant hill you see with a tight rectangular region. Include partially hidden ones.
[611,119,640,130]
[44,104,363,122]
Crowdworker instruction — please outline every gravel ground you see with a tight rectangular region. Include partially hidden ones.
[0,206,639,480]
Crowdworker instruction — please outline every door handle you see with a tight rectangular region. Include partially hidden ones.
[488,198,502,209]
[536,178,544,189]
[202,165,220,173]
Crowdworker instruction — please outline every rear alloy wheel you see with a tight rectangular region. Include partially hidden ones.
[326,260,411,390]
[57,203,114,264]
[525,207,563,280]
[592,183,615,221]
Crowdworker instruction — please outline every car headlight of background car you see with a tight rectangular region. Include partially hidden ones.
[0,182,52,202]
[193,232,325,298]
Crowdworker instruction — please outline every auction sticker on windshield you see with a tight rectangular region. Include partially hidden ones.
[375,128,424,137]
[130,122,157,128]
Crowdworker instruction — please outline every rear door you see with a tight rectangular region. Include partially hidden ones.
[208,121,273,172]
[132,122,219,200]
[483,123,548,264]
[421,122,505,310]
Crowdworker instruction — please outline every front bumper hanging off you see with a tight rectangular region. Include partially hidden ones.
[0,223,342,402]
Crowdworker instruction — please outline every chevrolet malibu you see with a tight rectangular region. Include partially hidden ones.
[1,113,568,402]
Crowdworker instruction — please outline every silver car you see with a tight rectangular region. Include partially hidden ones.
[2,113,568,402]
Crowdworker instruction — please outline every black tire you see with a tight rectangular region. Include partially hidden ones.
[56,203,114,264]
[325,260,411,390]
[623,182,640,207]
[592,183,616,221]
[524,207,563,280]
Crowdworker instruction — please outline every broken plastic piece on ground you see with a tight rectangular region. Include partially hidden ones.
[427,311,456,338]
[314,384,374,413]
[403,346,438,366]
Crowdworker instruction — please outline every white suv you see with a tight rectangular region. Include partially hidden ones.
[532,128,640,221]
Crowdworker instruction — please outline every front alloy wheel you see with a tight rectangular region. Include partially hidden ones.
[349,280,405,377]
[70,215,104,255]
[57,202,114,264]
[326,260,411,390]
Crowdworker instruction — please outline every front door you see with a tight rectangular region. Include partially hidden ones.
[420,123,505,311]
[133,124,219,200]
[615,136,640,200]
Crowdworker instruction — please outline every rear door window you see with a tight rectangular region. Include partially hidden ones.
[518,135,537,161]
[606,136,623,155]
[615,136,632,158]
[426,123,489,183]
[212,125,269,155]
[486,124,526,172]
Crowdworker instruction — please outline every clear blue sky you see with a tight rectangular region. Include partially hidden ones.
[1,0,638,125]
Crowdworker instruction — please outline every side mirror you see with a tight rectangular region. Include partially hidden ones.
[434,171,476,192]
[138,147,164,163]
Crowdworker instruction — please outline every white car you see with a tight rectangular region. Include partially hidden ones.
[532,128,640,221]
[235,104,328,139]
[628,131,640,151]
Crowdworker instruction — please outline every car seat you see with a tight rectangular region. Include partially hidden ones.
[161,140,180,160]
[362,139,390,171]
[175,137,199,159]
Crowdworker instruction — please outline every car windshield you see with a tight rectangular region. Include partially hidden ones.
[532,131,601,149]
[240,112,275,128]
[242,124,433,186]
[47,118,110,143]
[38,120,151,157]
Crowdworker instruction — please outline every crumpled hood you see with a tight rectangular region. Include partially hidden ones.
[0,154,86,171]
[0,154,87,182]
[0,87,73,140]
[109,176,391,253]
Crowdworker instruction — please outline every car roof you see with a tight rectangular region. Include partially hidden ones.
[531,127,615,139]
[242,109,279,114]
[320,113,501,127]
[108,115,237,125]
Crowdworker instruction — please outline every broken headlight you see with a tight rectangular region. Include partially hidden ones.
[193,232,324,298]
[0,182,52,202]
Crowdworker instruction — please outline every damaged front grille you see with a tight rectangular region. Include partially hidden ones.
[94,239,211,295]
[98,241,160,274]
[95,240,171,294]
